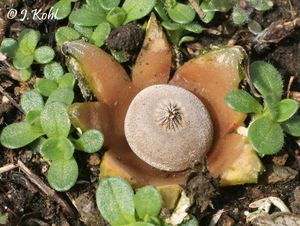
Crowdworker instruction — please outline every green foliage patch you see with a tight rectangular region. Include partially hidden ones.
[225,61,300,156]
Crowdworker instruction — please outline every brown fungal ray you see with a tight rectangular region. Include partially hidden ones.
[63,40,132,106]
[64,15,186,188]
[131,13,172,89]
[170,47,263,184]
[170,47,246,138]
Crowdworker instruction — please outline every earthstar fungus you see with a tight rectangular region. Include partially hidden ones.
[64,14,263,194]
[125,84,213,171]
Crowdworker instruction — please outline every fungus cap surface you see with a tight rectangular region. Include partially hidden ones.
[124,84,213,171]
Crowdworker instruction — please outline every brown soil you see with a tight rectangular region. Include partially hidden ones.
[0,0,300,225]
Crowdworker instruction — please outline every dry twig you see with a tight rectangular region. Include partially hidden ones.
[188,0,205,18]
[0,160,77,218]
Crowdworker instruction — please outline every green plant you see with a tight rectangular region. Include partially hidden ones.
[154,0,204,46]
[0,71,104,191]
[225,61,300,156]
[199,0,273,27]
[0,29,55,81]
[55,0,156,47]
[96,177,198,226]
[53,0,78,20]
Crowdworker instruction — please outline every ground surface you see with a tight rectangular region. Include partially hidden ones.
[0,0,300,225]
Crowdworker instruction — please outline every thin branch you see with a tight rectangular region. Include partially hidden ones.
[188,0,205,18]
[0,85,23,113]
[0,163,18,174]
[17,160,77,218]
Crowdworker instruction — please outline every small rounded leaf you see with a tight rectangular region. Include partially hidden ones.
[225,89,263,113]
[281,115,300,137]
[13,52,34,69]
[248,117,284,155]
[0,122,44,149]
[20,67,32,81]
[96,177,136,225]
[122,0,156,24]
[91,22,111,47]
[44,62,64,80]
[47,158,78,191]
[167,3,196,24]
[69,8,106,26]
[0,38,18,57]
[134,186,162,219]
[41,137,74,161]
[57,73,76,89]
[34,46,55,64]
[74,130,104,153]
[40,102,71,138]
[36,79,58,97]
[55,26,81,46]
[276,99,299,122]
[46,88,74,106]
[100,0,120,10]
[232,7,249,25]
[106,7,126,28]
[250,61,283,103]
[20,90,44,113]
[53,0,72,20]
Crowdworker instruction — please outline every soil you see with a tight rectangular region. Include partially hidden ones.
[0,0,300,225]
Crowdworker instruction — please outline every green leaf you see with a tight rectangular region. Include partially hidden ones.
[53,0,72,20]
[200,0,216,23]
[248,117,284,155]
[154,0,169,21]
[69,8,106,26]
[254,0,273,11]
[25,110,41,125]
[91,22,111,47]
[96,177,136,225]
[0,122,44,149]
[74,25,94,39]
[46,88,74,106]
[34,46,55,64]
[250,61,283,103]
[13,52,34,69]
[232,7,249,25]
[180,216,199,226]
[18,29,40,54]
[184,24,203,33]
[106,7,126,28]
[40,102,71,138]
[55,26,81,46]
[57,73,76,89]
[41,137,74,161]
[276,99,299,122]
[225,89,263,113]
[134,186,162,219]
[110,50,130,63]
[73,129,104,153]
[36,79,58,97]
[281,115,300,137]
[47,158,78,191]
[122,0,156,24]
[20,90,44,113]
[179,36,195,46]
[167,3,196,24]
[100,0,120,10]
[20,67,32,81]
[0,38,18,57]
[44,62,64,80]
